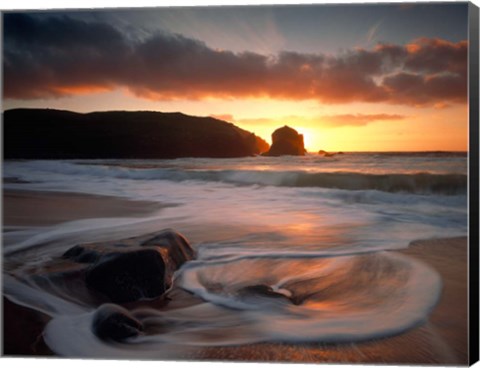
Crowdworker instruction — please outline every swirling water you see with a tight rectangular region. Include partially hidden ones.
[2,152,468,358]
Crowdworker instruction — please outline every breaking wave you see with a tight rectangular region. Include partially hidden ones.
[5,248,442,358]
[4,160,467,195]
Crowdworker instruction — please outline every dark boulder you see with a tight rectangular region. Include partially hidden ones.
[263,126,306,156]
[140,228,194,269]
[92,304,143,341]
[62,245,101,263]
[61,229,195,303]
[86,249,169,303]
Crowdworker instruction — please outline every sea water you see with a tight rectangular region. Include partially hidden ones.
[2,152,468,358]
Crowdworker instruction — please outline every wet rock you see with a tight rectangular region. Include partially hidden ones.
[140,228,195,269]
[86,249,169,303]
[262,126,306,156]
[237,285,291,301]
[62,229,195,303]
[3,296,53,355]
[62,245,101,263]
[92,304,143,341]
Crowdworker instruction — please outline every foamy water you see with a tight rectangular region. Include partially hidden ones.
[2,152,467,358]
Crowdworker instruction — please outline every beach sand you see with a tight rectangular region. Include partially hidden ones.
[3,189,162,227]
[1,190,469,364]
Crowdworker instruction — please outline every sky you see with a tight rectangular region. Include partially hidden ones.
[2,2,470,151]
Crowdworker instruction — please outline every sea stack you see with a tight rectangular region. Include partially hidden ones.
[263,126,306,156]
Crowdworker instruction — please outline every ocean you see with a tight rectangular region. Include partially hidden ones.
[2,152,468,358]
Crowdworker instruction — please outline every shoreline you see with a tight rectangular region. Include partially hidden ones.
[3,238,468,363]
[1,190,468,363]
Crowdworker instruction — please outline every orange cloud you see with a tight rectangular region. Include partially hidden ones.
[210,114,235,122]
[3,14,468,107]
[237,113,406,128]
[319,113,405,127]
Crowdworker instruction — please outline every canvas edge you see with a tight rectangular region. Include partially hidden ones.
[468,1,480,366]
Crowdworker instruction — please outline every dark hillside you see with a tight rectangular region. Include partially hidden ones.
[3,109,269,159]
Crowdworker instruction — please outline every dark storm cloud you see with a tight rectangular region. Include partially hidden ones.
[4,13,131,98]
[3,13,468,106]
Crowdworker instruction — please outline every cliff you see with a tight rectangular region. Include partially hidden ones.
[3,109,269,159]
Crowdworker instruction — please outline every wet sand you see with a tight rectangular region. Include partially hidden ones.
[3,189,162,227]
[1,190,469,363]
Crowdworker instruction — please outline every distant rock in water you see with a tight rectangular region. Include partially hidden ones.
[92,304,143,341]
[262,126,306,156]
[3,109,269,159]
[318,150,336,157]
[62,229,195,303]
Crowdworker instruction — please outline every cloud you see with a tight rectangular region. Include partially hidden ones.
[237,113,406,128]
[319,113,405,127]
[3,13,468,107]
[210,114,234,122]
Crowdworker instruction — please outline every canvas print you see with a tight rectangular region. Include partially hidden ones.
[1,2,478,365]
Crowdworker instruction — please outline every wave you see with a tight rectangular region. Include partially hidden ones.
[178,251,442,342]
[4,160,467,195]
[25,250,442,358]
[218,170,467,195]
[5,247,441,357]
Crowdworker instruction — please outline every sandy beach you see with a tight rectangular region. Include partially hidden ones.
[1,189,468,364]
[3,189,162,227]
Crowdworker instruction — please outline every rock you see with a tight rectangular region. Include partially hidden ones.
[262,126,306,156]
[237,284,301,305]
[92,304,143,341]
[238,285,287,299]
[61,229,195,303]
[254,136,270,154]
[86,249,170,303]
[140,228,195,269]
[318,150,335,157]
[62,245,101,263]
[3,296,53,355]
